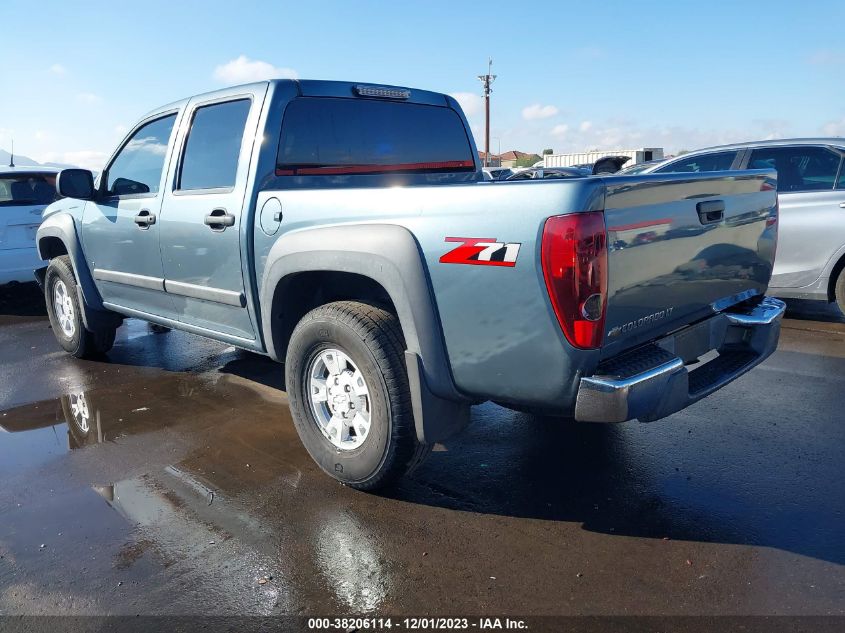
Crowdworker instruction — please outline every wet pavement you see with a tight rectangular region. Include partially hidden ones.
[0,283,843,618]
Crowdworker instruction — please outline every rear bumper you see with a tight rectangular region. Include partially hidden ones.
[575,297,785,423]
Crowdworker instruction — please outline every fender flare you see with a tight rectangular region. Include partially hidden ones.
[36,213,120,331]
[260,224,470,443]
[37,213,104,310]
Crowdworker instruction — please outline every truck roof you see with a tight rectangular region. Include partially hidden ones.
[142,79,452,122]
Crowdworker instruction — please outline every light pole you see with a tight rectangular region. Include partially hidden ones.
[477,59,496,167]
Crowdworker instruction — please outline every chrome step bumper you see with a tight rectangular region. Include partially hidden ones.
[575,297,786,423]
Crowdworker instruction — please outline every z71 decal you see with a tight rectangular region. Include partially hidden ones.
[439,237,521,267]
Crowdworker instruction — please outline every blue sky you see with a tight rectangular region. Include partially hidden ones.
[2,0,844,169]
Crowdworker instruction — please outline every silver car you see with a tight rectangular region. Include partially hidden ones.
[639,139,845,312]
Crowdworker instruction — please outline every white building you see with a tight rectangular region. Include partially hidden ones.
[543,148,664,169]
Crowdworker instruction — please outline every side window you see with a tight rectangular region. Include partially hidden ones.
[747,146,841,193]
[106,114,176,196]
[178,99,251,191]
[655,151,737,174]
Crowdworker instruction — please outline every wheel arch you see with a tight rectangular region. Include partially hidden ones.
[36,213,105,311]
[828,250,845,303]
[260,224,471,443]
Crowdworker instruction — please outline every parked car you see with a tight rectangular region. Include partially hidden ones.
[615,158,668,175]
[482,167,513,180]
[635,139,845,312]
[505,166,584,180]
[533,156,631,177]
[37,79,783,490]
[0,165,60,284]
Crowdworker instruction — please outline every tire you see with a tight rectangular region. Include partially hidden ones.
[835,268,845,316]
[45,256,116,358]
[285,301,431,491]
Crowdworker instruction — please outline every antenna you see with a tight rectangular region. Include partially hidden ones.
[477,58,496,167]
[8,138,14,168]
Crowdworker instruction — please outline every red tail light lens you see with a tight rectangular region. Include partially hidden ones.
[541,212,608,349]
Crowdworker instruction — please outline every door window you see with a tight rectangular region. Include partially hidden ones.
[655,151,738,174]
[106,114,176,196]
[747,146,841,193]
[177,99,251,191]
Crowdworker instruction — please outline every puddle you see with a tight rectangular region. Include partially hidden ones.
[0,370,287,478]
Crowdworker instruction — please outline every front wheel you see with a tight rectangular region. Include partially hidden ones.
[45,256,116,358]
[285,301,431,491]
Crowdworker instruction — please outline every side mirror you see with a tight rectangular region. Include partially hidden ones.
[56,168,96,200]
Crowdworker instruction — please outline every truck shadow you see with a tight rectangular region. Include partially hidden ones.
[388,350,845,566]
[0,281,47,318]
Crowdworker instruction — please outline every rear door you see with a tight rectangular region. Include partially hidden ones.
[158,86,265,341]
[741,145,845,289]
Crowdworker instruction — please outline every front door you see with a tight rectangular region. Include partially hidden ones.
[81,112,180,318]
[158,87,264,341]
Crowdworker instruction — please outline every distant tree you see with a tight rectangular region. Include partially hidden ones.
[514,154,542,167]
[542,148,554,155]
[676,149,690,155]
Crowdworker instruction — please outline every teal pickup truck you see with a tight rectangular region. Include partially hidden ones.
[36,79,784,489]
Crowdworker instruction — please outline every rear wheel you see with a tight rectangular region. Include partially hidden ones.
[835,268,845,316]
[285,301,431,490]
[45,256,116,358]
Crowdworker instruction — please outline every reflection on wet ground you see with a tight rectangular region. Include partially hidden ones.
[0,287,843,616]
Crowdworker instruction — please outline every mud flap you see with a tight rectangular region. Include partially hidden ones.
[405,351,470,444]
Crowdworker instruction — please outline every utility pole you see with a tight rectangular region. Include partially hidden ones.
[477,59,496,167]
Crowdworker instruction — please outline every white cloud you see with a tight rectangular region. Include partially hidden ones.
[579,121,593,132]
[114,125,128,136]
[212,55,298,84]
[450,92,483,117]
[36,150,110,171]
[49,64,67,75]
[821,117,845,136]
[551,124,569,137]
[34,130,50,141]
[522,104,559,121]
[807,50,845,65]
[76,92,102,104]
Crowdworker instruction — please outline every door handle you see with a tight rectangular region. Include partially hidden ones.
[204,208,236,231]
[839,202,845,208]
[696,200,725,225]
[134,209,156,229]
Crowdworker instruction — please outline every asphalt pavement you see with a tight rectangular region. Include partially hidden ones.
[0,283,843,623]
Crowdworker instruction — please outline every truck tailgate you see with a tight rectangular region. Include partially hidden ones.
[600,170,778,358]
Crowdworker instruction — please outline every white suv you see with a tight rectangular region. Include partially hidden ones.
[0,166,60,284]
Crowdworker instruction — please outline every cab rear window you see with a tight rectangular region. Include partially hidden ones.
[276,97,475,176]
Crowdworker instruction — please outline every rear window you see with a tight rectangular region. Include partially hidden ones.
[0,173,60,206]
[655,151,737,174]
[276,98,475,176]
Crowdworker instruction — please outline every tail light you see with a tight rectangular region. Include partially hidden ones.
[541,211,608,349]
